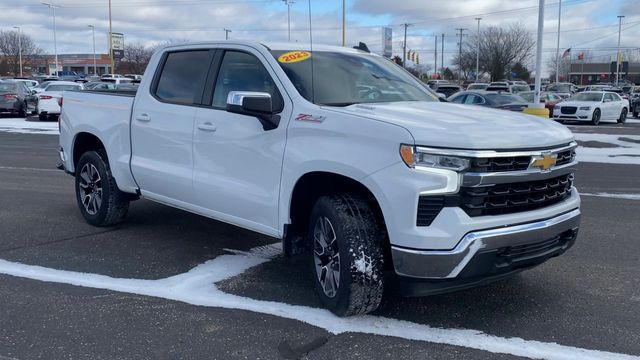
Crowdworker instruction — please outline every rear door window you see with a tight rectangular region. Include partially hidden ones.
[154,50,212,105]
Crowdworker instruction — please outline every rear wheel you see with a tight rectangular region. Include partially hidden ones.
[75,150,130,226]
[17,102,27,117]
[591,109,601,125]
[309,194,384,317]
[618,108,627,124]
[37,113,46,121]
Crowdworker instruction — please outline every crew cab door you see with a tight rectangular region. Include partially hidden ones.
[192,47,291,235]
[130,49,214,204]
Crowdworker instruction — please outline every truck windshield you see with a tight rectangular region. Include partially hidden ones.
[270,50,437,106]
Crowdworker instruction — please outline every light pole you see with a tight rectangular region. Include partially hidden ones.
[42,2,59,76]
[475,18,481,82]
[616,15,624,86]
[342,0,345,46]
[224,28,232,40]
[108,0,114,74]
[13,26,22,77]
[88,25,96,75]
[282,0,294,42]
[533,0,545,106]
[555,0,561,83]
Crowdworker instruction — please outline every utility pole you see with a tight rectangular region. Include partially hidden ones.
[441,33,444,75]
[88,25,96,75]
[475,18,481,82]
[616,15,624,86]
[108,0,113,74]
[402,23,412,68]
[13,26,22,77]
[224,28,232,40]
[42,3,59,76]
[282,0,294,42]
[341,0,345,46]
[434,35,438,78]
[455,28,467,84]
[555,0,561,84]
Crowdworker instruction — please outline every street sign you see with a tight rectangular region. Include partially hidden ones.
[111,32,124,60]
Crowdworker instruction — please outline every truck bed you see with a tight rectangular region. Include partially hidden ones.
[59,90,139,194]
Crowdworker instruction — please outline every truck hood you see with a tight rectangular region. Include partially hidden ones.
[331,101,574,150]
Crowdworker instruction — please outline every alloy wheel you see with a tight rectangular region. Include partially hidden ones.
[313,216,340,298]
[78,163,103,215]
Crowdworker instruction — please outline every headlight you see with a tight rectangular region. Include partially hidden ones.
[579,106,590,110]
[400,145,470,172]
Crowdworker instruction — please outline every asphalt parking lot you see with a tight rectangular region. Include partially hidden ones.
[0,117,639,360]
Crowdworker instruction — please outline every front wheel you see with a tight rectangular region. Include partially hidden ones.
[309,194,384,317]
[618,108,627,123]
[591,109,601,125]
[75,150,130,226]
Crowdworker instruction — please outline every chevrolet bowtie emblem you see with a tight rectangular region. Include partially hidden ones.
[531,153,557,171]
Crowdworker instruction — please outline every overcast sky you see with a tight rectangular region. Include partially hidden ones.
[4,0,640,74]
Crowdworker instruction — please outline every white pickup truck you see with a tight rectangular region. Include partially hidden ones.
[59,41,581,316]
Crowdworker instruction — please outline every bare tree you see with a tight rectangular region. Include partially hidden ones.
[0,30,43,76]
[120,42,154,74]
[453,23,534,81]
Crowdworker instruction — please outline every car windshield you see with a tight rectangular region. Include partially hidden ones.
[467,84,488,90]
[547,84,572,92]
[511,85,530,93]
[572,93,603,101]
[0,83,17,92]
[519,92,534,102]
[46,84,81,92]
[270,50,437,106]
[485,93,526,105]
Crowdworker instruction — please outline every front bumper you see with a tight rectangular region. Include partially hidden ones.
[391,208,580,281]
[552,108,592,120]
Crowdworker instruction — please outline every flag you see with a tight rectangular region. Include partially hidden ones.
[562,48,571,58]
[578,52,584,61]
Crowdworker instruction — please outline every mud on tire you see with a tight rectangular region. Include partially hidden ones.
[309,194,384,316]
[75,150,130,226]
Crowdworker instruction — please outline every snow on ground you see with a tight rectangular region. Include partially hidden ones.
[0,244,637,360]
[573,133,640,165]
[0,117,59,135]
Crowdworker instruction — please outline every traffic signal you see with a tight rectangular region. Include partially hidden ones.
[416,53,420,64]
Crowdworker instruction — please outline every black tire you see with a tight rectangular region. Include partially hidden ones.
[309,194,384,316]
[18,102,27,117]
[591,109,601,125]
[38,113,46,121]
[618,108,627,123]
[75,150,129,226]
[634,111,639,118]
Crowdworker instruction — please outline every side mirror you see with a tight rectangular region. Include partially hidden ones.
[437,92,446,99]
[226,91,280,130]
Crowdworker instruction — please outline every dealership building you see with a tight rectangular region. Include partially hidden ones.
[568,61,640,85]
[27,54,113,76]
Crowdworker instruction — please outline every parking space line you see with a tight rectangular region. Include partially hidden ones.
[581,192,640,200]
[0,244,637,360]
[0,166,61,172]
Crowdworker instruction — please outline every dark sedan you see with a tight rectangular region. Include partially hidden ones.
[447,91,529,112]
[0,81,33,116]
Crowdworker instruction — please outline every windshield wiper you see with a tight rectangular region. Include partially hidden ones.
[320,102,359,107]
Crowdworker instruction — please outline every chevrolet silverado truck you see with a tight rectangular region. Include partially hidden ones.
[58,41,581,316]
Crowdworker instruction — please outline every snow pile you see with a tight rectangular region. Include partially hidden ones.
[0,243,637,360]
[0,118,59,135]
[573,133,640,165]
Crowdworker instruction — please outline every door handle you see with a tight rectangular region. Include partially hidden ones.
[135,113,151,122]
[197,122,217,132]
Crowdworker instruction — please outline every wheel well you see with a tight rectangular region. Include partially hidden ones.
[73,132,106,169]
[284,172,389,260]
